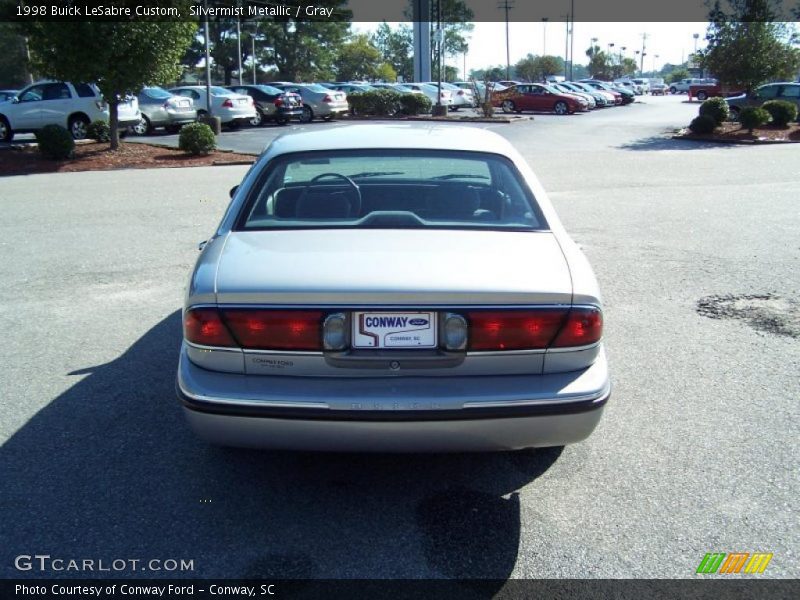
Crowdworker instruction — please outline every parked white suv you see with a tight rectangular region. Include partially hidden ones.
[669,78,716,94]
[0,81,140,141]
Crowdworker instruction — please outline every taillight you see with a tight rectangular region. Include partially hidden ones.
[551,307,603,348]
[222,309,323,351]
[274,98,284,107]
[322,94,332,103]
[184,308,236,347]
[222,98,233,108]
[163,101,171,109]
[466,310,568,351]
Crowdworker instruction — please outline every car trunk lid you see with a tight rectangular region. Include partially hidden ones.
[214,229,572,305]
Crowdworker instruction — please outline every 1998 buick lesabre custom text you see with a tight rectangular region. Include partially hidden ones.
[177,124,610,452]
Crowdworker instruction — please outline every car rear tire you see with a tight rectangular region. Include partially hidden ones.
[300,105,314,123]
[68,115,89,140]
[0,116,12,142]
[696,91,708,101]
[554,101,569,115]
[501,99,516,114]
[728,106,740,121]
[249,110,263,127]
[669,86,677,94]
[132,115,151,136]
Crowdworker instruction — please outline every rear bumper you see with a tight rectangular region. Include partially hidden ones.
[177,345,611,452]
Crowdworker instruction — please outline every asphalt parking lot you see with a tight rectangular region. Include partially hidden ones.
[1,94,798,580]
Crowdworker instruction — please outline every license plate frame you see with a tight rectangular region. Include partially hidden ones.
[352,311,437,349]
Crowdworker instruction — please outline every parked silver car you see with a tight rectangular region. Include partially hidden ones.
[169,86,255,127]
[177,124,610,452]
[270,83,348,123]
[423,82,472,109]
[132,86,197,135]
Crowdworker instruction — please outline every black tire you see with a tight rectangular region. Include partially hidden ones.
[728,106,741,121]
[299,105,314,123]
[554,101,570,115]
[0,116,12,142]
[249,109,263,127]
[501,99,515,114]
[669,86,678,94]
[132,115,151,136]
[68,114,90,140]
[696,91,708,101]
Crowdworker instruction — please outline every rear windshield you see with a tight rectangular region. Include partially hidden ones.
[143,87,172,99]
[237,150,546,232]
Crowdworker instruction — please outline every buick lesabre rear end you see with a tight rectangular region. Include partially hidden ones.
[177,124,610,452]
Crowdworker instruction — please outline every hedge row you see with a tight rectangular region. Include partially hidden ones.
[347,89,432,117]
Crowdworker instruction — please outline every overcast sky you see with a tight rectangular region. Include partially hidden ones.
[354,22,710,77]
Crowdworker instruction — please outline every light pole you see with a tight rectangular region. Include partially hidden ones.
[693,33,699,54]
[653,54,659,75]
[252,23,258,84]
[236,10,242,85]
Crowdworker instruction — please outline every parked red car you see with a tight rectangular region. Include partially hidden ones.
[689,83,745,101]
[493,83,587,115]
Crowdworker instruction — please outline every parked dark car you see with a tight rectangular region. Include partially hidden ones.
[725,82,800,119]
[226,84,303,126]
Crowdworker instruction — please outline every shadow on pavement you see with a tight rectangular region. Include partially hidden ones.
[1,311,562,586]
[617,134,738,151]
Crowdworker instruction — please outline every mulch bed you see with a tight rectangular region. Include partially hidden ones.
[0,141,256,176]
[675,121,800,143]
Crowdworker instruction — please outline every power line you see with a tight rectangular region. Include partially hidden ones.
[497,0,514,80]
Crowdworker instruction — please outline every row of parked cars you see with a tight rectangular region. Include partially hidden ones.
[489,80,637,115]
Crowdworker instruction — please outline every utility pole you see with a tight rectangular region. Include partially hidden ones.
[252,23,258,84]
[235,1,243,85]
[203,0,212,117]
[640,33,648,77]
[498,0,514,80]
[693,33,699,53]
[569,0,575,80]
[542,17,548,56]
[563,14,569,80]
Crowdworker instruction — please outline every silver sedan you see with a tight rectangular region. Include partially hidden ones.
[177,124,610,452]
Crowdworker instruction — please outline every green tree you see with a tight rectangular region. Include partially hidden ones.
[24,13,196,149]
[428,0,475,81]
[372,22,413,82]
[375,63,398,82]
[336,34,382,81]
[586,46,612,80]
[537,56,564,80]
[515,54,539,81]
[182,19,250,85]
[702,0,800,93]
[259,10,350,81]
[0,24,31,88]
[666,67,691,84]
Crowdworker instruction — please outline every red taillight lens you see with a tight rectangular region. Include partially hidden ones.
[466,310,568,351]
[221,310,323,350]
[222,98,233,108]
[322,94,332,103]
[184,309,236,347]
[551,307,603,348]
[274,98,284,107]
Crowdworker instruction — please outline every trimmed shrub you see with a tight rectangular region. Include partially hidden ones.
[36,124,75,159]
[347,89,402,117]
[698,97,729,125]
[739,106,770,132]
[178,122,216,155]
[688,114,717,135]
[761,100,797,127]
[399,92,432,115]
[87,120,111,142]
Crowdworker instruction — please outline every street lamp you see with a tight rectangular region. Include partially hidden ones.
[591,37,598,59]
[653,54,659,74]
[252,23,259,84]
[693,33,699,53]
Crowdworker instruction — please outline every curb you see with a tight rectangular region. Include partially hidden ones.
[344,115,533,124]
[672,132,800,145]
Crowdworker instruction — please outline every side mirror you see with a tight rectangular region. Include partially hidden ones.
[12,96,19,104]
[229,185,239,198]
[198,240,207,251]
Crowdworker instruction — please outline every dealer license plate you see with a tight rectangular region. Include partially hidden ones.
[352,312,437,349]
